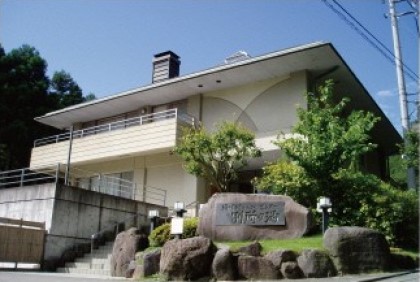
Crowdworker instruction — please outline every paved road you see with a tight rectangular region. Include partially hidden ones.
[0,270,418,282]
[0,271,128,282]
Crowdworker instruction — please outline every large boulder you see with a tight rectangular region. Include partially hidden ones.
[237,255,279,280]
[324,226,390,274]
[280,261,304,279]
[133,249,161,279]
[265,249,297,270]
[110,228,148,277]
[198,193,312,241]
[297,249,337,278]
[212,247,236,281]
[160,237,216,281]
[237,241,262,256]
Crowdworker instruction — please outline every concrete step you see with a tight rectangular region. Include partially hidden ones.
[58,241,114,276]
[74,256,110,264]
[57,267,110,276]
[65,262,110,270]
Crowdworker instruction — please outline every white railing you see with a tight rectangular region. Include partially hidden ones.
[141,186,167,206]
[0,166,58,188]
[34,109,195,147]
[0,164,167,206]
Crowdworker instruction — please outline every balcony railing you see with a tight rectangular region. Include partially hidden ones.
[0,164,167,206]
[34,109,195,147]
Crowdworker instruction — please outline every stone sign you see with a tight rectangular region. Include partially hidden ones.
[215,202,285,226]
[198,193,312,241]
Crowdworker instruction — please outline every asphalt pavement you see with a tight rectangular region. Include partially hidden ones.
[0,269,418,282]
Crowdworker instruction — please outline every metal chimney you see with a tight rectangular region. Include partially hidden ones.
[152,51,180,83]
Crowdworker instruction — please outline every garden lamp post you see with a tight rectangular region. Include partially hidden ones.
[148,209,160,234]
[172,201,186,239]
[174,201,187,218]
[317,197,332,234]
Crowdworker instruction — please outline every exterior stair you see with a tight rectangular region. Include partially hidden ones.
[57,241,113,276]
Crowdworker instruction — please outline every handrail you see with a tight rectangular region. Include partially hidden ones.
[0,164,167,206]
[90,210,149,253]
[33,108,195,147]
[0,166,58,188]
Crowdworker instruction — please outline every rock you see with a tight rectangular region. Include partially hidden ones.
[237,241,262,256]
[297,249,337,278]
[324,226,390,274]
[160,237,216,281]
[198,193,312,241]
[125,260,136,278]
[133,249,161,279]
[110,227,148,277]
[238,255,279,280]
[281,261,304,279]
[212,248,236,281]
[389,253,418,270]
[143,249,161,277]
[265,249,297,269]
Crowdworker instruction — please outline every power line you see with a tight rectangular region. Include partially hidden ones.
[321,0,419,82]
[331,0,418,79]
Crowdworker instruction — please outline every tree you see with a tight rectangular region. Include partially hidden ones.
[254,80,418,248]
[0,44,93,170]
[400,129,419,177]
[50,70,84,108]
[174,121,261,192]
[0,44,52,169]
[274,80,380,186]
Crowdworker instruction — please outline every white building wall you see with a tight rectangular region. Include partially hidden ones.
[74,152,204,208]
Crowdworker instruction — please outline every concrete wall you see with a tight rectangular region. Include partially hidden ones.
[0,183,167,268]
[44,184,167,264]
[0,184,56,231]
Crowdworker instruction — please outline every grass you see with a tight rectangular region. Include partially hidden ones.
[390,247,420,259]
[216,234,419,258]
[216,233,324,254]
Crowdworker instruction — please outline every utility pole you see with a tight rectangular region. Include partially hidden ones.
[387,0,417,189]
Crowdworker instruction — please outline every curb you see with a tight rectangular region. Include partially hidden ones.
[357,269,419,282]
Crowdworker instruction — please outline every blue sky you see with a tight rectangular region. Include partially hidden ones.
[1,0,418,133]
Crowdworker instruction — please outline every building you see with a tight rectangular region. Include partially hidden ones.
[29,42,401,210]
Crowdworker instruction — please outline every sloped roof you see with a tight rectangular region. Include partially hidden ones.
[35,41,401,154]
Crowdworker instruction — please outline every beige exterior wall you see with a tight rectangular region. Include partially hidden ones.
[30,118,182,168]
[29,72,309,207]
[197,71,308,152]
[72,152,205,209]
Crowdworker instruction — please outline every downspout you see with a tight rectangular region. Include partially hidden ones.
[64,125,74,185]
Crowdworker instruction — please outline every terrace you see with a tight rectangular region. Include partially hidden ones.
[30,109,195,168]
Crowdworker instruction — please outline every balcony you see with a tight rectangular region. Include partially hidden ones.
[30,109,195,168]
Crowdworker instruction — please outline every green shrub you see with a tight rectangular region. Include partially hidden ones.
[253,161,317,208]
[328,169,380,227]
[360,183,419,249]
[148,217,199,247]
[183,217,199,239]
[149,222,171,247]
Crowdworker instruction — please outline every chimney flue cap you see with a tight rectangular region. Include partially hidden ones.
[154,51,180,60]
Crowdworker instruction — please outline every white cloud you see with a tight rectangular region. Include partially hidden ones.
[376,89,395,97]
[378,103,391,110]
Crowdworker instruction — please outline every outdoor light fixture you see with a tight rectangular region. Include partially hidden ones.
[148,209,160,234]
[317,196,332,234]
[174,201,187,218]
[148,209,160,218]
[171,201,187,239]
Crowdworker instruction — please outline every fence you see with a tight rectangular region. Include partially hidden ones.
[0,164,167,206]
[0,217,45,266]
[33,108,195,147]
